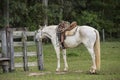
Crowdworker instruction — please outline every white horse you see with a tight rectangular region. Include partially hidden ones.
[35,25,100,73]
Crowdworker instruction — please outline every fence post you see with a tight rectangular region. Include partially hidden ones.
[35,32,44,70]
[22,31,29,71]
[1,29,9,73]
[36,41,44,70]
[6,28,14,72]
[102,29,105,42]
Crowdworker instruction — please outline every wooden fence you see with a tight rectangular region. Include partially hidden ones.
[0,28,43,72]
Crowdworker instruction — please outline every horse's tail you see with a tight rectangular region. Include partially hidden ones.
[94,30,101,70]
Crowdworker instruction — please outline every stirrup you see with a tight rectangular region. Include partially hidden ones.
[61,42,66,49]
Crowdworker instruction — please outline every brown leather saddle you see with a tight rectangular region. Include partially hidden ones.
[57,21,77,49]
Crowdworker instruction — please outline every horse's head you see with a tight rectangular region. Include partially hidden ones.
[35,27,44,42]
[35,25,51,41]
[35,25,56,42]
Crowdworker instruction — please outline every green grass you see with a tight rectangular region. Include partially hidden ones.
[0,42,120,80]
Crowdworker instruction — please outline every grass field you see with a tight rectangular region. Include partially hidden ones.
[0,42,120,80]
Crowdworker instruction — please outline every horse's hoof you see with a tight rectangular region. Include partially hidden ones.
[56,69,60,72]
[89,69,96,74]
[63,69,68,72]
[63,68,68,72]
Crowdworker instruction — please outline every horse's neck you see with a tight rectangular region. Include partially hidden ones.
[43,26,59,47]
[43,32,52,39]
[43,26,57,39]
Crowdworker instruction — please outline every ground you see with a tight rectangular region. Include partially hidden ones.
[0,42,120,80]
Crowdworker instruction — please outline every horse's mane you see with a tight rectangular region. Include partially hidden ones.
[43,25,58,32]
[42,25,58,37]
[47,25,58,29]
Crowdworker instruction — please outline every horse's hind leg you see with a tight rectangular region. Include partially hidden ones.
[83,41,96,73]
[87,47,96,73]
[62,49,68,71]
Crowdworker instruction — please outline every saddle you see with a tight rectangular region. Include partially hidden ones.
[57,21,77,49]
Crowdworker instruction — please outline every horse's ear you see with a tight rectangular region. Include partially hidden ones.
[44,24,47,27]
[39,25,43,30]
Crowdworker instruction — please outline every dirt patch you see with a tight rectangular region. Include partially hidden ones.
[28,72,51,76]
[74,70,83,73]
[28,70,83,76]
[55,71,67,75]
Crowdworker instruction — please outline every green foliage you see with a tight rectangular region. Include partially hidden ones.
[0,0,120,39]
[26,3,44,30]
[0,18,4,28]
[47,4,61,25]
[9,1,44,30]
[78,11,100,30]
[9,1,28,27]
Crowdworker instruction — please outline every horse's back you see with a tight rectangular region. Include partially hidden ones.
[78,25,96,36]
[79,25,96,32]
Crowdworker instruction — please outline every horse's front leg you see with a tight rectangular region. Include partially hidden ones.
[62,49,68,72]
[54,46,61,72]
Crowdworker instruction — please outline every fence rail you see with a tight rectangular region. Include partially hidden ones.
[13,31,35,38]
[15,62,37,68]
[14,52,37,57]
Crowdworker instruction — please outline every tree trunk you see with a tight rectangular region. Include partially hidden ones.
[59,0,63,22]
[42,0,48,26]
[3,0,9,28]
